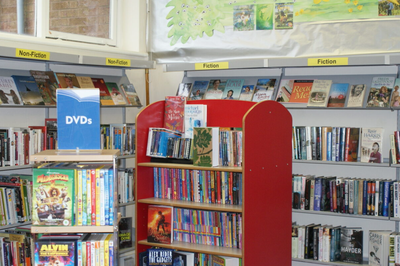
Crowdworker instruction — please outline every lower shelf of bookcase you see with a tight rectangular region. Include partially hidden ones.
[292,258,369,265]
[137,239,242,258]
[31,225,115,234]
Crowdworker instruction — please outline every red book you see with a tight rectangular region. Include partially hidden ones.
[147,205,173,244]
[91,168,96,225]
[289,80,314,103]
[164,96,186,133]
[229,172,233,204]
[395,131,400,163]
[91,78,115,106]
[345,127,360,162]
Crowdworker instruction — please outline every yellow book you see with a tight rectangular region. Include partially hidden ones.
[95,235,101,266]
[104,234,112,266]
[95,166,103,226]
[99,234,108,266]
[77,169,83,225]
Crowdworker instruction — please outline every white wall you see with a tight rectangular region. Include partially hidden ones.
[148,64,184,103]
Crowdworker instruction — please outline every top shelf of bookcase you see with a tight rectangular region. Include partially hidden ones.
[30,149,120,162]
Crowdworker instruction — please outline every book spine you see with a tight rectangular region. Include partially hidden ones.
[91,169,96,225]
[104,168,109,226]
[362,179,368,215]
[77,169,83,226]
[86,169,92,226]
[82,169,87,226]
[100,169,105,226]
[383,181,391,217]
[109,168,114,225]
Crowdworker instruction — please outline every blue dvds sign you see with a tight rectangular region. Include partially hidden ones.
[57,89,100,150]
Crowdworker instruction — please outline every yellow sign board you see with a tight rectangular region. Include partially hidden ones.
[308,58,348,66]
[15,48,50,60]
[195,62,229,70]
[106,58,131,67]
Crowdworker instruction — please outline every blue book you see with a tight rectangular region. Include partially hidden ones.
[362,179,368,215]
[153,168,158,198]
[223,79,244,100]
[314,177,322,211]
[383,180,392,217]
[327,131,332,161]
[108,168,114,225]
[11,75,45,105]
[104,166,110,225]
[339,127,346,161]
[57,89,100,150]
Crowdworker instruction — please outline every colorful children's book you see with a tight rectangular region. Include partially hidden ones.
[91,78,114,105]
[347,84,367,108]
[327,83,349,108]
[56,73,80,88]
[30,70,58,105]
[34,238,76,266]
[12,75,45,105]
[222,79,244,100]
[32,167,75,226]
[239,85,255,101]
[164,96,186,133]
[189,80,209,100]
[275,79,294,102]
[289,80,314,103]
[204,79,226,99]
[0,76,23,105]
[147,205,174,244]
[105,82,127,105]
[367,76,395,108]
[307,80,332,107]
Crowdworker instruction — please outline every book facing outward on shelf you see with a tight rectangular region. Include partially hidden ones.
[120,83,142,106]
[91,78,114,106]
[76,76,95,88]
[204,79,226,99]
[289,80,314,103]
[30,70,58,105]
[34,236,76,266]
[340,227,363,264]
[307,80,332,107]
[147,248,174,266]
[327,83,349,108]
[276,79,294,102]
[56,73,80,88]
[360,127,384,163]
[222,79,244,100]
[164,96,186,133]
[368,230,391,266]
[189,80,209,100]
[0,76,23,105]
[147,205,174,244]
[106,82,127,105]
[184,104,207,139]
[390,78,400,108]
[367,77,395,108]
[192,127,220,167]
[346,84,367,108]
[252,78,276,102]
[238,85,255,101]
[12,75,45,105]
[176,82,192,98]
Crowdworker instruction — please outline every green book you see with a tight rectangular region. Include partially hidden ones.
[192,127,220,167]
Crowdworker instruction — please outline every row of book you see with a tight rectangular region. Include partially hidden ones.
[0,228,33,266]
[0,175,32,226]
[0,71,142,106]
[100,123,136,155]
[292,175,395,217]
[147,205,242,250]
[34,233,116,266]
[139,247,241,266]
[33,164,115,226]
[293,126,384,163]
[117,169,135,204]
[153,168,242,205]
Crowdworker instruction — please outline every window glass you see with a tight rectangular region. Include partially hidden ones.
[0,0,36,36]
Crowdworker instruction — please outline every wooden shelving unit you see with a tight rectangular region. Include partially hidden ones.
[135,99,292,265]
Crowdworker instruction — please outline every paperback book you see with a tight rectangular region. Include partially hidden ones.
[189,80,209,100]
[147,205,173,244]
[289,80,314,103]
[360,127,384,163]
[106,82,127,105]
[327,83,349,108]
[184,104,207,139]
[164,96,186,133]
[367,76,395,108]
[390,78,400,108]
[275,79,294,102]
[76,76,95,88]
[176,82,192,98]
[120,83,142,106]
[204,79,225,99]
[307,80,332,107]
[12,75,45,105]
[368,230,391,266]
[347,84,367,108]
[0,76,23,105]
[252,78,276,102]
[192,127,220,167]
[340,227,363,264]
[222,79,244,100]
[30,70,58,105]
[91,78,114,105]
[55,73,80,88]
[238,85,255,101]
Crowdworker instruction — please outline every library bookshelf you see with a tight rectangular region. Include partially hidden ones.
[135,99,293,265]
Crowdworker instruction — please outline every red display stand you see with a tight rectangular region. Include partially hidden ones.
[135,99,292,265]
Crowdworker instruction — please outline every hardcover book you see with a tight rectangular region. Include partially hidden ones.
[368,230,391,266]
[327,83,349,108]
[34,238,76,266]
[147,205,173,244]
[0,76,23,105]
[189,80,209,100]
[105,82,127,105]
[222,79,244,100]
[32,167,75,226]
[345,127,360,162]
[57,89,101,150]
[347,84,367,108]
[192,127,220,167]
[91,78,114,106]
[289,80,314,103]
[360,127,384,163]
[275,79,294,102]
[29,70,58,105]
[367,77,395,108]
[120,83,142,106]
[164,96,186,133]
[176,82,192,98]
[184,104,207,139]
[340,227,363,264]
[76,76,95,88]
[56,73,80,88]
[204,79,225,99]
[307,80,332,107]
[12,75,45,105]
[238,85,255,101]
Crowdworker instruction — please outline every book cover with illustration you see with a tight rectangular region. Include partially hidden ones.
[347,84,367,108]
[390,78,400,108]
[367,77,395,108]
[55,73,80,88]
[147,248,174,266]
[57,89,100,150]
[30,70,58,105]
[307,80,332,107]
[34,238,76,266]
[275,2,294,30]
[12,75,45,105]
[118,217,133,249]
[76,76,95,88]
[340,227,363,264]
[176,82,192,98]
[91,78,114,106]
[184,104,207,139]
[204,79,226,100]
[147,205,173,244]
[360,127,384,163]
[32,168,75,226]
[255,4,274,30]
[189,80,209,100]
[368,230,391,266]
[327,83,349,108]
[192,127,220,167]
[0,76,23,105]
[233,5,255,31]
[222,79,244,100]
[275,79,294,102]
[106,82,127,105]
[164,96,186,133]
[239,85,255,101]
[120,83,142,106]
[252,78,276,102]
[289,80,314,103]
